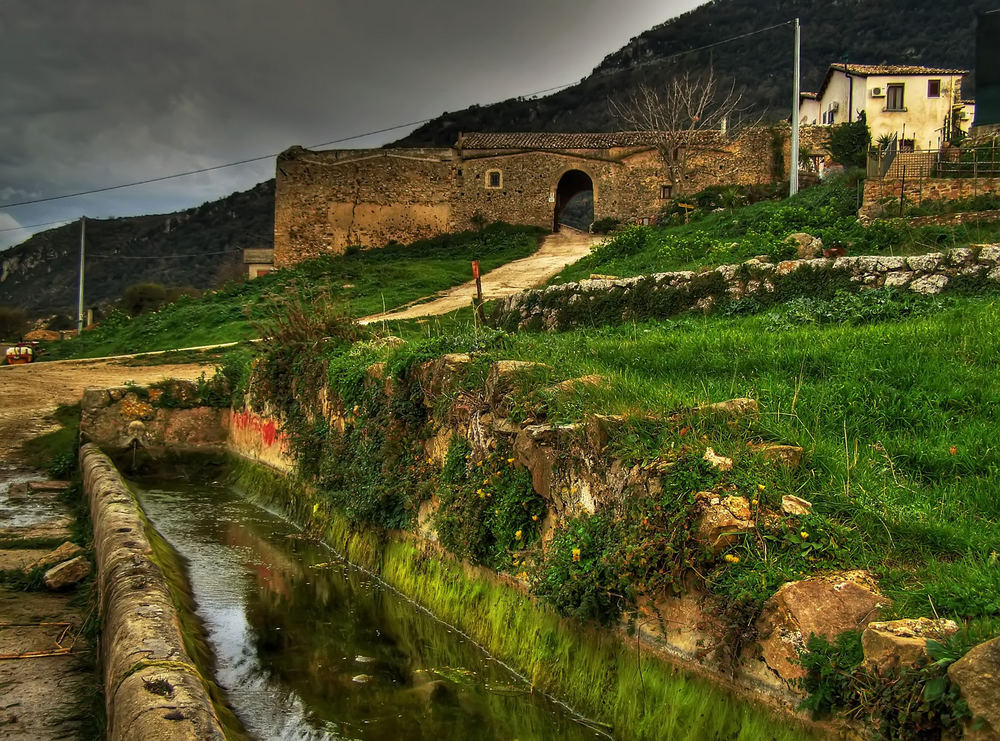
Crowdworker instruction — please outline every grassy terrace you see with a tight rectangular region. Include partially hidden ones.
[343,292,1000,636]
[38,223,543,360]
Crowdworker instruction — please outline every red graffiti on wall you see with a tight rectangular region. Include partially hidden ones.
[232,410,288,451]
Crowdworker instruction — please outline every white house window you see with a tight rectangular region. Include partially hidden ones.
[486,170,502,189]
[886,84,905,111]
[927,79,941,98]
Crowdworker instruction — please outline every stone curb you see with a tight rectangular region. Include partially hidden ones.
[79,443,226,741]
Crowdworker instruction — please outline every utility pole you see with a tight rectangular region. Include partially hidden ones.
[77,216,85,333]
[790,17,801,196]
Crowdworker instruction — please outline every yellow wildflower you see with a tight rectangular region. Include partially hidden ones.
[757,484,766,492]
[515,530,523,540]
[572,547,581,562]
[800,531,809,539]
[476,461,483,467]
[724,554,740,564]
[507,457,515,464]
[531,515,539,522]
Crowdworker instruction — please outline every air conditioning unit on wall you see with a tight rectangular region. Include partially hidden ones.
[871,87,885,97]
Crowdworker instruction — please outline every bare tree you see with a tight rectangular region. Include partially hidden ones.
[612,68,751,194]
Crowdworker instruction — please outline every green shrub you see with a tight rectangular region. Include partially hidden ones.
[434,438,547,571]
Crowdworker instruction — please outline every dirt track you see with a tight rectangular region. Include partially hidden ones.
[0,359,211,464]
[361,229,599,324]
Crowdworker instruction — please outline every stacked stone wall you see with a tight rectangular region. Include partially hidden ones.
[489,247,1000,332]
[861,176,1000,220]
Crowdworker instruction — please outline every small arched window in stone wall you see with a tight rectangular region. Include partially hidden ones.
[486,170,503,189]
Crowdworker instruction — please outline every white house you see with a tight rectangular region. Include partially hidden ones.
[799,64,976,148]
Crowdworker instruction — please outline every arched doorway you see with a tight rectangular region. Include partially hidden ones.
[553,169,594,232]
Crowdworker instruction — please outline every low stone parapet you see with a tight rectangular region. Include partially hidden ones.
[489,247,1000,332]
[80,443,226,741]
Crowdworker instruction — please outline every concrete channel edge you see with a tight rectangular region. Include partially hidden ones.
[79,443,226,741]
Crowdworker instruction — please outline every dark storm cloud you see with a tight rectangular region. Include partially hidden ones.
[0,0,701,248]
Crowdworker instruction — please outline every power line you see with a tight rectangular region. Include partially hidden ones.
[87,248,245,260]
[1,19,793,212]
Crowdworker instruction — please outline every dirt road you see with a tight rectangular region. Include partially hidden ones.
[0,359,212,464]
[360,229,599,324]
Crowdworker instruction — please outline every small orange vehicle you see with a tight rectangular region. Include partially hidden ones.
[5,343,35,365]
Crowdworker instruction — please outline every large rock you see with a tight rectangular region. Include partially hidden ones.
[484,361,550,407]
[780,495,813,516]
[416,353,471,407]
[702,447,733,472]
[696,493,753,552]
[43,555,91,590]
[786,232,824,259]
[862,618,958,673]
[755,572,889,683]
[948,636,1000,740]
[748,443,803,469]
[29,541,84,571]
[696,397,759,421]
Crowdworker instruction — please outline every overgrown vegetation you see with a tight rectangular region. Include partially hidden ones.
[0,305,28,339]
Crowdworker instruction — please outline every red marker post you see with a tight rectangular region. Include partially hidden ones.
[472,260,485,323]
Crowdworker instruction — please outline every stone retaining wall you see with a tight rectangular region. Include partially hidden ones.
[80,380,230,458]
[489,246,1000,332]
[861,177,1000,220]
[80,444,226,741]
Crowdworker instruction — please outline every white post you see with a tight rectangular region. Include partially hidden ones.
[77,216,85,333]
[790,17,801,196]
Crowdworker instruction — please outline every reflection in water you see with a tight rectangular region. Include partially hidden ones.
[132,476,603,741]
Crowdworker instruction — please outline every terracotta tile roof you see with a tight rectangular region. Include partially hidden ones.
[830,63,969,77]
[459,131,664,150]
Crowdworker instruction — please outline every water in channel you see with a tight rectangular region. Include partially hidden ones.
[131,472,605,741]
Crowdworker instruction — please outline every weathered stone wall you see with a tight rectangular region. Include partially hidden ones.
[80,380,230,457]
[489,247,1000,332]
[274,127,808,267]
[861,176,1000,219]
[80,444,226,741]
[274,146,456,267]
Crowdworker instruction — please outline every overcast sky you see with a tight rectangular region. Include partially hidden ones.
[0,0,704,249]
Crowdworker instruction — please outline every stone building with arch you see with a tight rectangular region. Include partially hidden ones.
[273,128,805,268]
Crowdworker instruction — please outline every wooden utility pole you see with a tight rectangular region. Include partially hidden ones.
[77,216,86,333]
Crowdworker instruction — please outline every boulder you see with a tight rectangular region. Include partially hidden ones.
[696,397,759,421]
[702,447,733,472]
[695,493,753,552]
[755,572,888,683]
[749,443,803,468]
[29,541,85,571]
[862,617,958,673]
[547,375,606,394]
[910,274,949,295]
[416,353,471,407]
[780,495,813,517]
[43,556,91,590]
[484,361,550,407]
[786,232,824,259]
[26,480,71,493]
[948,635,1000,740]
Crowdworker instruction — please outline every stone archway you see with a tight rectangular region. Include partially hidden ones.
[553,169,594,232]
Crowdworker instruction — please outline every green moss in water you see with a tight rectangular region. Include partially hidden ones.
[230,457,819,741]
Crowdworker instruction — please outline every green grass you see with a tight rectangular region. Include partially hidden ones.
[550,175,1000,284]
[38,223,544,360]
